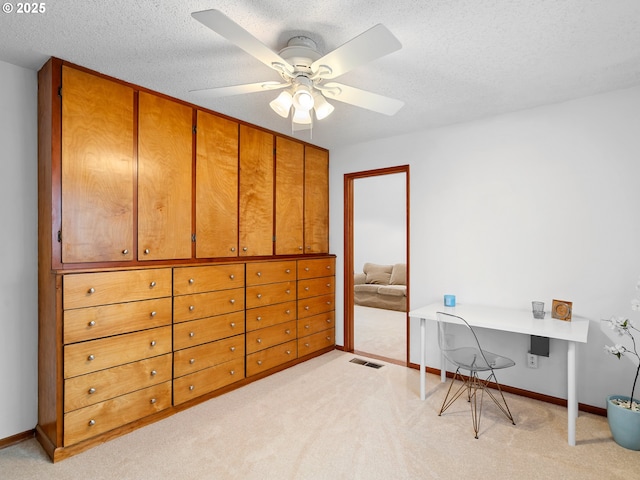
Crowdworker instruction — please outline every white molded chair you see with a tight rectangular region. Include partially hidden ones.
[437,311,516,438]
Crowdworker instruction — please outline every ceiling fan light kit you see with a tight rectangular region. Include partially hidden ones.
[191,9,405,137]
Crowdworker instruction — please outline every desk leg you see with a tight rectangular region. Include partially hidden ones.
[420,317,426,400]
[567,340,577,446]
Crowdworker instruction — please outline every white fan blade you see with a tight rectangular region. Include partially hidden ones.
[192,9,294,75]
[311,24,401,80]
[322,82,404,115]
[190,81,288,98]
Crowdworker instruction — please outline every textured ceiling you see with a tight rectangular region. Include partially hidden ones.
[1,0,640,150]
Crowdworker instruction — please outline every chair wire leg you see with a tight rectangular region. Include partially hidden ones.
[483,371,516,425]
[438,368,469,416]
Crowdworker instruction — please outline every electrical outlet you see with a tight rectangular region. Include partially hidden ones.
[527,353,538,369]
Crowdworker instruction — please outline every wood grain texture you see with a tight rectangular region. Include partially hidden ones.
[245,260,296,286]
[304,146,329,253]
[275,136,304,254]
[173,263,244,295]
[245,320,297,354]
[245,301,297,332]
[61,66,135,263]
[138,91,193,260]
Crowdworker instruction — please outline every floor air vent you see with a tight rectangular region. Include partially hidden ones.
[350,358,384,369]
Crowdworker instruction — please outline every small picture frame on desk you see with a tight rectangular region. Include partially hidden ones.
[552,299,572,321]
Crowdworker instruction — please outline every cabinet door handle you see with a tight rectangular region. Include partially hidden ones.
[243,247,248,252]
[231,247,236,252]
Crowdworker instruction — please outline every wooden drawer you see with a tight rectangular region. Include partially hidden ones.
[173,264,244,295]
[298,294,334,319]
[64,353,172,412]
[298,328,335,356]
[297,258,335,280]
[173,311,245,350]
[246,260,296,286]
[245,281,295,309]
[174,335,245,378]
[63,268,172,309]
[173,357,245,405]
[246,320,297,355]
[245,301,296,332]
[173,287,244,323]
[298,311,335,337]
[298,277,335,299]
[64,326,172,378]
[246,340,297,377]
[64,381,171,446]
[64,297,172,344]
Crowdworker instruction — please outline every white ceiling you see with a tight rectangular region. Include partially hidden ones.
[2,0,640,150]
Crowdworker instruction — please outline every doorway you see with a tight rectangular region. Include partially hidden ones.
[343,165,410,365]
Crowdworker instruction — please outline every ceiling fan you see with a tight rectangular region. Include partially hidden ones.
[191,9,404,134]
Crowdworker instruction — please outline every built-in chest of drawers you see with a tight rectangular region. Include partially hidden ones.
[51,257,335,460]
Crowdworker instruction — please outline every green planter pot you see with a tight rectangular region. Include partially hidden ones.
[607,395,640,450]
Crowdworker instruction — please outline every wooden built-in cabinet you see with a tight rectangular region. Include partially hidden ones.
[37,57,334,462]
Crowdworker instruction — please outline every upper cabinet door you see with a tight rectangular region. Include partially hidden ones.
[239,125,274,257]
[61,66,135,263]
[138,92,193,261]
[195,110,239,258]
[304,146,329,254]
[275,136,304,255]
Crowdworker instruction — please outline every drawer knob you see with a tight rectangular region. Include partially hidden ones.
[150,311,157,317]
[256,272,262,277]
[305,343,310,347]
[286,269,291,274]
[326,318,332,323]
[307,246,312,250]
[231,247,236,252]
[150,340,156,347]
[326,265,331,269]
[326,336,331,341]
[326,301,331,305]
[88,387,96,394]
[257,338,262,344]
[230,299,235,304]
[189,305,195,311]
[189,278,194,284]
[150,370,157,376]
[257,294,262,299]
[230,322,236,328]
[189,358,195,364]
[122,249,129,255]
[305,267,310,271]
[88,320,96,327]
[230,370,235,375]
[286,310,290,315]
[144,248,150,254]
[286,289,291,294]
[88,419,96,426]
[88,287,95,294]
[286,329,291,334]
[189,385,195,391]
[87,354,95,361]
[305,306,310,310]
[299,246,303,250]
[243,247,248,252]
[150,398,157,404]
[230,346,236,352]
[305,325,310,329]
[286,350,291,355]
[305,287,310,291]
[327,283,331,288]
[230,274,235,280]
[150,281,156,288]
[257,360,263,365]
[189,332,195,337]
[256,316,262,321]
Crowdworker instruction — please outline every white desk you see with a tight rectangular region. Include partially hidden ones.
[409,303,590,446]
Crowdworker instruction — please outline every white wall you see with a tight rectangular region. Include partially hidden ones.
[353,173,406,272]
[330,85,640,409]
[0,60,38,439]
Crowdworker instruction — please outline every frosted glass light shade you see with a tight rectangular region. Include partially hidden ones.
[313,93,334,120]
[269,91,293,118]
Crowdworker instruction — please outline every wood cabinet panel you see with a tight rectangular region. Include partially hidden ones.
[246,320,297,354]
[298,328,335,356]
[246,340,297,377]
[64,353,172,412]
[245,301,296,332]
[245,260,296,286]
[297,277,335,299]
[298,311,335,337]
[63,381,171,446]
[298,294,334,319]
[239,125,274,256]
[60,65,135,263]
[173,357,244,405]
[297,257,335,280]
[63,268,172,309]
[173,311,245,350]
[64,326,172,378]
[245,281,295,309]
[304,146,329,254]
[64,297,172,344]
[173,288,244,323]
[173,264,244,295]
[173,335,245,378]
[138,92,193,261]
[275,136,304,255]
[195,111,239,258]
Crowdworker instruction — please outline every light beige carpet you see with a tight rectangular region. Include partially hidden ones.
[1,350,638,479]
[354,305,406,362]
